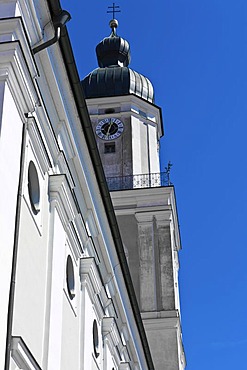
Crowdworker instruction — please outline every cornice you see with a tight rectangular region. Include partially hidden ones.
[0,17,39,114]
[111,186,173,208]
[111,187,181,250]
[0,17,38,78]
[49,174,76,221]
[142,316,181,330]
[135,210,172,225]
[11,336,41,370]
[102,317,131,367]
[102,317,121,347]
[86,94,161,110]
[49,174,84,257]
[80,257,105,319]
[80,257,102,295]
[141,309,182,330]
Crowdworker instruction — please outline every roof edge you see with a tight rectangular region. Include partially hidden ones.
[46,0,155,368]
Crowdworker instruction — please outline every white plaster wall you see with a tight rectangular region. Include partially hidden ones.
[11,128,50,366]
[131,116,159,176]
[10,356,18,370]
[148,123,160,174]
[131,116,142,175]
[46,207,66,370]
[104,342,116,370]
[61,293,80,370]
[83,287,103,370]
[140,121,149,174]
[0,81,4,130]
[12,199,48,363]
[60,242,81,370]
[0,82,23,369]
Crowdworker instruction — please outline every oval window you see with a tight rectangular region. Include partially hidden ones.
[93,319,99,358]
[66,255,75,299]
[28,161,40,214]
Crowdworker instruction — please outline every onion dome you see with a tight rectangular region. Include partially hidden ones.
[82,20,154,103]
[96,19,130,68]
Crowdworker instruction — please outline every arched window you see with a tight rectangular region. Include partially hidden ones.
[66,255,75,299]
[28,161,40,214]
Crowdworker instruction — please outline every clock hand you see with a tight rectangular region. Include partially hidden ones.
[106,119,114,136]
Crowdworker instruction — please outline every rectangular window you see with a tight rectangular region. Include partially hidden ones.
[104,142,115,153]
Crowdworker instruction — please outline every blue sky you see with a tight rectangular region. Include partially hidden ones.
[61,1,247,369]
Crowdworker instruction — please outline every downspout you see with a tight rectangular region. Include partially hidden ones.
[32,10,71,55]
[33,25,62,55]
[4,117,28,370]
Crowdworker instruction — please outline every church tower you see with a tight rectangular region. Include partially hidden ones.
[82,18,186,370]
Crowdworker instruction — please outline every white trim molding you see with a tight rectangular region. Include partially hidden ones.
[11,336,41,370]
[102,317,121,347]
[80,257,102,298]
[119,363,131,370]
[0,17,39,115]
[102,317,131,368]
[49,174,84,258]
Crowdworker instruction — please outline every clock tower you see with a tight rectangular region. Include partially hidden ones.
[82,19,163,187]
[82,18,186,370]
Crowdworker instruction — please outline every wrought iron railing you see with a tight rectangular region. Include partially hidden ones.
[106,171,172,191]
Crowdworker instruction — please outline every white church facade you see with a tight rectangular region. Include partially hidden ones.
[0,0,186,369]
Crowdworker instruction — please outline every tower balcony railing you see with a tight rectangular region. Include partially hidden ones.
[106,171,172,191]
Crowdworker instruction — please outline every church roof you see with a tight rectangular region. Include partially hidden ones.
[81,19,154,103]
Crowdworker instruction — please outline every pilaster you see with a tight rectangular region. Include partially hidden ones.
[135,212,156,312]
[155,215,176,311]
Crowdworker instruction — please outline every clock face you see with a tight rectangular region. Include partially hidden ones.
[95,118,124,140]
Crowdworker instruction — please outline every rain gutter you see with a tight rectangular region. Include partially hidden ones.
[47,1,154,369]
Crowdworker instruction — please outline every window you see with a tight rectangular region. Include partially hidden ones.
[98,107,121,114]
[104,108,115,114]
[28,161,40,214]
[93,319,100,358]
[66,255,75,299]
[104,142,115,154]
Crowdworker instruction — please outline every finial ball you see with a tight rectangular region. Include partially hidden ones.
[109,19,118,29]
